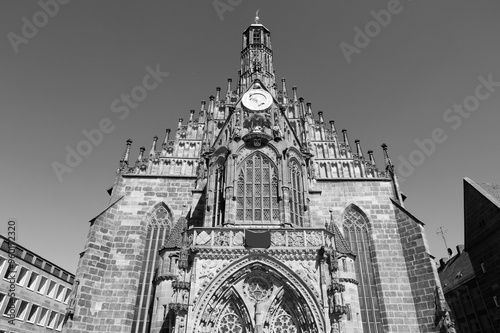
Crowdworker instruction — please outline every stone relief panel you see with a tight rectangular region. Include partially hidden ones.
[191,255,325,333]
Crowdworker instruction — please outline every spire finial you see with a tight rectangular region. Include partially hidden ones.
[255,9,260,24]
[149,136,158,157]
[355,139,364,159]
[121,139,132,166]
[381,143,393,170]
[367,150,376,166]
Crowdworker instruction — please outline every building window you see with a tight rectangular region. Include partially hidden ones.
[26,272,39,290]
[252,30,260,44]
[46,281,56,298]
[3,261,17,280]
[63,288,71,304]
[37,307,49,326]
[43,263,52,274]
[132,204,172,333]
[24,252,34,264]
[0,256,6,272]
[3,298,17,316]
[37,276,48,294]
[289,159,304,226]
[14,247,23,258]
[26,304,39,323]
[55,313,64,331]
[0,293,5,311]
[343,206,383,333]
[16,300,29,321]
[34,258,43,268]
[236,153,279,224]
[47,310,57,328]
[16,266,29,286]
[217,302,244,333]
[55,285,65,302]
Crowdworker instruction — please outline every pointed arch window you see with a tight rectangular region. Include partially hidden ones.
[236,153,279,224]
[289,159,304,226]
[132,205,172,333]
[343,207,382,333]
[270,307,299,333]
[218,302,245,333]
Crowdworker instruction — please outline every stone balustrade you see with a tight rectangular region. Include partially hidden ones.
[187,227,337,250]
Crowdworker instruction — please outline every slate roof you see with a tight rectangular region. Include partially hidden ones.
[438,247,475,294]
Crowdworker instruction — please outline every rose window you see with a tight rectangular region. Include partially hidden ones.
[244,276,272,303]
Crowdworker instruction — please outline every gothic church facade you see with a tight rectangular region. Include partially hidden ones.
[64,18,447,333]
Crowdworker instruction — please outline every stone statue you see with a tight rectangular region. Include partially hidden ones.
[231,124,241,140]
[196,159,206,179]
[308,159,317,179]
[333,288,343,313]
[272,124,283,140]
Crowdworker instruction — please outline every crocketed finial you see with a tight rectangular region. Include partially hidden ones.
[121,139,132,165]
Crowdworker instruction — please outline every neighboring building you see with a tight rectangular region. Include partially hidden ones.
[64,17,448,333]
[438,178,500,332]
[464,178,500,328]
[438,246,486,332]
[0,234,74,333]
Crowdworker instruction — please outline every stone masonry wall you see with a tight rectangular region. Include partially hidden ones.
[64,176,196,333]
[64,197,122,333]
[393,200,441,332]
[309,180,421,332]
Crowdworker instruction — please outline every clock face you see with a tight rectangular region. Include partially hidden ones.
[242,89,272,111]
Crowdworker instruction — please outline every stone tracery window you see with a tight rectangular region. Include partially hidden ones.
[270,307,298,333]
[236,153,279,224]
[343,206,382,333]
[289,159,304,226]
[132,205,172,333]
[218,302,244,333]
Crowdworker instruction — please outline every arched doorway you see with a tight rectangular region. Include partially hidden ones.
[192,256,324,333]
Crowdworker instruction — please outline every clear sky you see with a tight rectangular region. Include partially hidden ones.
[1,0,499,273]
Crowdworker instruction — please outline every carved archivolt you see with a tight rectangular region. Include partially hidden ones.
[192,254,325,333]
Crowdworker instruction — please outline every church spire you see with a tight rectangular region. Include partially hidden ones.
[239,12,275,92]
